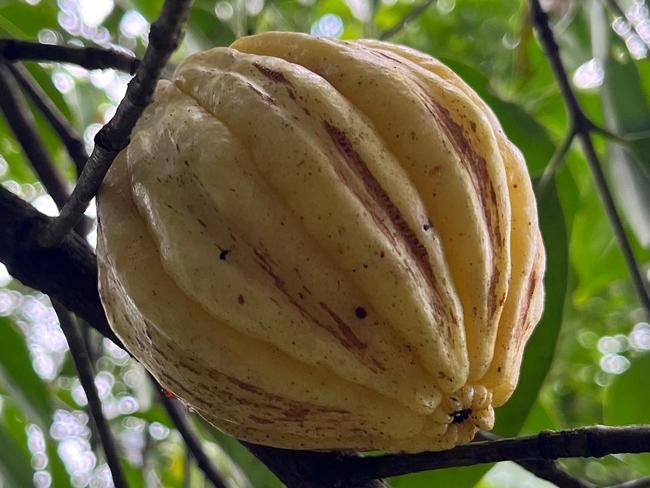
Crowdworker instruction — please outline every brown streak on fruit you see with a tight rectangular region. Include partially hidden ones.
[323,120,451,324]
[418,92,502,320]
[253,63,290,84]
[226,376,276,398]
[514,246,544,349]
[280,406,310,420]
[250,415,275,425]
[253,248,370,357]
[517,271,538,338]
[245,81,275,104]
[371,49,412,68]
[319,301,368,350]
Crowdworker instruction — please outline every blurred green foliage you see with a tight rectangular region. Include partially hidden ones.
[0,0,649,487]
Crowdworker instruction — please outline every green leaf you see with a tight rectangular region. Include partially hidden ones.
[117,0,164,22]
[519,399,559,435]
[1,396,72,488]
[604,353,650,425]
[0,418,33,487]
[200,421,283,488]
[0,1,58,38]
[0,318,71,487]
[606,145,650,247]
[592,1,650,247]
[391,465,489,488]
[0,317,53,428]
[604,353,650,475]
[494,177,570,436]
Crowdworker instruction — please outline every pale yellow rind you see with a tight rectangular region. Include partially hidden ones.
[171,48,467,392]
[127,80,444,409]
[96,33,545,453]
[355,40,546,404]
[97,103,491,452]
[232,33,512,382]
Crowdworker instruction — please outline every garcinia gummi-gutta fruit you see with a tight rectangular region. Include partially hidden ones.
[97,32,546,453]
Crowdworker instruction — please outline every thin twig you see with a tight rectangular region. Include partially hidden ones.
[39,0,192,247]
[0,63,70,207]
[0,63,92,235]
[155,385,228,488]
[578,130,650,307]
[379,0,436,40]
[52,301,128,488]
[8,62,88,175]
[591,123,650,144]
[477,432,594,488]
[536,128,576,196]
[334,425,650,485]
[0,39,138,73]
[529,0,650,318]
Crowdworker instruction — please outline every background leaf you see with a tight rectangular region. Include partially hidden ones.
[592,1,650,248]
[604,353,650,476]
[0,317,53,428]
[0,317,71,487]
[0,419,33,487]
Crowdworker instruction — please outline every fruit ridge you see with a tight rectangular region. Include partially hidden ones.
[97,32,545,452]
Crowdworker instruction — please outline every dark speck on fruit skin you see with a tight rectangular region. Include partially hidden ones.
[451,408,472,424]
[219,249,230,261]
[355,307,367,319]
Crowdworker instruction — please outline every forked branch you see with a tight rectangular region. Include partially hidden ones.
[529,0,650,318]
[39,0,192,247]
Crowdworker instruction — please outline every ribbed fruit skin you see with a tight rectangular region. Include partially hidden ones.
[96,32,545,453]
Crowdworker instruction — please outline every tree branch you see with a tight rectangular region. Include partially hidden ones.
[156,387,229,488]
[529,0,650,318]
[39,0,192,247]
[8,62,88,175]
[333,426,650,486]
[0,63,70,208]
[535,128,576,197]
[0,63,91,236]
[0,39,138,73]
[0,186,118,344]
[243,443,389,488]
[52,302,128,488]
[477,432,594,488]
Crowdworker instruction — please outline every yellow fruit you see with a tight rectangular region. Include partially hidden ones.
[96,32,545,453]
